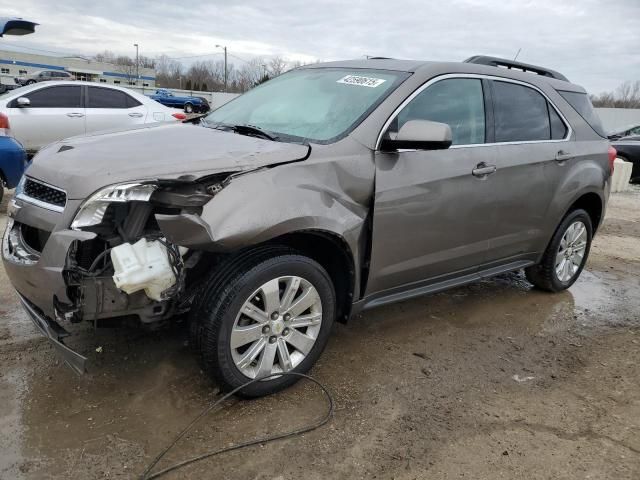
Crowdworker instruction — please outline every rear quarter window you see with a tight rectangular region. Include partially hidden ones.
[558,91,606,137]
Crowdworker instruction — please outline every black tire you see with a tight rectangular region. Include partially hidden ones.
[184,102,194,114]
[190,246,336,397]
[525,209,593,292]
[26,80,36,85]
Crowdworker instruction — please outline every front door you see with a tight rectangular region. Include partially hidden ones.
[366,77,497,297]
[7,84,85,151]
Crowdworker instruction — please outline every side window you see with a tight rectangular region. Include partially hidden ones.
[549,105,568,140]
[395,78,485,145]
[87,87,140,108]
[493,81,550,142]
[16,86,82,108]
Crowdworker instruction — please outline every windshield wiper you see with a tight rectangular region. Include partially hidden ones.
[230,124,278,141]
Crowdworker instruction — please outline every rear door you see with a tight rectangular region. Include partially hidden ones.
[367,77,498,296]
[6,84,85,150]
[85,86,147,133]
[482,79,571,265]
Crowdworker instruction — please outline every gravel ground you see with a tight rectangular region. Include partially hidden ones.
[1,188,639,480]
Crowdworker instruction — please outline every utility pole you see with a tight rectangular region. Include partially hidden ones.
[134,43,139,85]
[216,44,228,92]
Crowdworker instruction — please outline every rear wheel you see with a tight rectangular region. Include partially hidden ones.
[184,102,194,114]
[191,247,336,397]
[525,209,593,292]
[26,80,36,85]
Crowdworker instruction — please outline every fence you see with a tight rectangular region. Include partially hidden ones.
[595,108,640,134]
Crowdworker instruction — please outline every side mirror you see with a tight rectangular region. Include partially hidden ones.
[16,97,30,107]
[381,120,452,151]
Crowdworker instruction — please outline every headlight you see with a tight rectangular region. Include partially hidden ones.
[71,183,157,230]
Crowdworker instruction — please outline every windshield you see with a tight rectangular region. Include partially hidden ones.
[203,68,408,143]
[0,84,33,100]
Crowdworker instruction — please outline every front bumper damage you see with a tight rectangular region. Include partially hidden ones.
[18,292,87,374]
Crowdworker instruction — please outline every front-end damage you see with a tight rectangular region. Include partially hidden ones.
[59,173,238,331]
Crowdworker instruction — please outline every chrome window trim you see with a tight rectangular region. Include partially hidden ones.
[375,73,572,151]
[16,177,66,213]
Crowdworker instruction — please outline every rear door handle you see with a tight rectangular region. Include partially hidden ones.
[555,150,573,162]
[128,112,144,118]
[472,163,497,177]
[66,112,84,118]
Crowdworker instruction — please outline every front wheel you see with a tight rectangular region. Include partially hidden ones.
[191,248,336,397]
[184,102,194,114]
[525,209,593,292]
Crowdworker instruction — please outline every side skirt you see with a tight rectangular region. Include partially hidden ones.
[350,259,535,316]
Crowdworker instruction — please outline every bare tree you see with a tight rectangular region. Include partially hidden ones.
[268,56,288,77]
[591,80,640,108]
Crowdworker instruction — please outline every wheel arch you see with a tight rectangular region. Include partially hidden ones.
[564,191,604,233]
[266,229,356,324]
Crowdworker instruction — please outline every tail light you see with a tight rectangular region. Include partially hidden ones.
[608,146,617,174]
[172,113,186,121]
[0,113,10,136]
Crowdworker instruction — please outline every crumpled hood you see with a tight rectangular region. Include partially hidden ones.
[26,123,310,199]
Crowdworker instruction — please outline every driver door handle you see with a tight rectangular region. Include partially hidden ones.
[555,150,573,162]
[128,112,144,118]
[472,162,497,177]
[66,112,84,118]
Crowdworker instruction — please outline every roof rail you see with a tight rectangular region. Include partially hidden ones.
[463,55,569,82]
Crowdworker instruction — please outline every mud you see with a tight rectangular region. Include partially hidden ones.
[1,188,639,479]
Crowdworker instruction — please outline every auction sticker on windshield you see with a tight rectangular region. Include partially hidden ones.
[337,75,386,88]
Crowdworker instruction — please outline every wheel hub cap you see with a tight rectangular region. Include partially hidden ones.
[555,220,588,283]
[230,276,323,379]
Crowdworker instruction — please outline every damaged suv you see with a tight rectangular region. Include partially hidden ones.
[3,56,612,397]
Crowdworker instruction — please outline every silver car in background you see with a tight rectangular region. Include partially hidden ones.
[2,55,613,397]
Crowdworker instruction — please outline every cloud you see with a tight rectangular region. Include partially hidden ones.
[1,0,638,93]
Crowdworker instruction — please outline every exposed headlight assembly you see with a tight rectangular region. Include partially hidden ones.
[71,183,157,230]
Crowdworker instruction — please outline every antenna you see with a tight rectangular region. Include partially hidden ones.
[513,48,522,61]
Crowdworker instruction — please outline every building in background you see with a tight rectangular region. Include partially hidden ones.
[0,49,155,87]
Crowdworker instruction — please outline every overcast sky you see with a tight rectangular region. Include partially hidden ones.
[1,0,639,93]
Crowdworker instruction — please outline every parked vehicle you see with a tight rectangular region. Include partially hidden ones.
[2,56,612,397]
[611,135,640,182]
[14,69,75,86]
[0,81,186,152]
[608,124,640,140]
[148,88,210,113]
[0,113,28,203]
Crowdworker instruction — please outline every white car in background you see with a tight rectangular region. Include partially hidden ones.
[0,81,185,152]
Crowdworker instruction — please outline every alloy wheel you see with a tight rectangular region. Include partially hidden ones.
[230,276,323,379]
[555,220,588,282]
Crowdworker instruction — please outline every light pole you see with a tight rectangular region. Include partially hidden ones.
[216,44,227,92]
[133,43,139,85]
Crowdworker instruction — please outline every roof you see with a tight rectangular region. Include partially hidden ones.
[302,57,584,92]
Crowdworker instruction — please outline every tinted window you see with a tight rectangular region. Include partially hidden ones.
[558,91,606,137]
[494,81,550,142]
[549,105,568,140]
[87,87,141,108]
[20,86,82,108]
[396,78,485,145]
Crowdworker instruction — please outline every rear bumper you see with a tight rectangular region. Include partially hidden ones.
[18,292,87,374]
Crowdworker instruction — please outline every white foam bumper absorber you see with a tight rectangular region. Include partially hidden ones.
[111,238,177,301]
[611,158,633,193]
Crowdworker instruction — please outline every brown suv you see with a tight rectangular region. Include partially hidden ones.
[2,56,613,397]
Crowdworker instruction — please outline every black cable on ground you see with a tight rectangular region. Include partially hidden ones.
[139,372,334,480]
